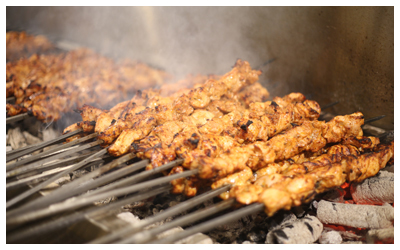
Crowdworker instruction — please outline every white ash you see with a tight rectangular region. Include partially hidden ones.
[117,212,213,244]
[265,214,323,244]
[7,127,29,150]
[341,241,364,244]
[316,200,394,229]
[350,171,394,205]
[318,230,342,244]
[241,241,256,244]
[22,131,42,145]
[365,227,394,243]
[381,164,394,173]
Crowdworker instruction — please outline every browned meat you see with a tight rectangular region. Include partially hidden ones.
[6,39,172,121]
[7,31,55,61]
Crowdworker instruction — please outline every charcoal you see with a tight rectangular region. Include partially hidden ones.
[242,241,256,244]
[316,200,394,229]
[265,214,323,244]
[350,171,394,205]
[341,241,363,244]
[365,227,394,243]
[22,131,42,145]
[8,127,28,150]
[318,230,342,244]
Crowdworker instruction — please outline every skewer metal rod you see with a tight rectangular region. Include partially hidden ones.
[83,159,184,198]
[6,133,98,171]
[90,184,231,244]
[321,101,340,111]
[6,158,102,191]
[6,96,16,103]
[364,115,386,124]
[37,158,150,207]
[7,152,135,217]
[121,199,236,244]
[6,147,107,211]
[6,153,110,182]
[6,129,84,161]
[6,140,102,179]
[6,185,170,242]
[6,113,29,124]
[7,169,198,226]
[150,202,265,244]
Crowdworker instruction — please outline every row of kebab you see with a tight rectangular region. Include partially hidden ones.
[6,31,394,217]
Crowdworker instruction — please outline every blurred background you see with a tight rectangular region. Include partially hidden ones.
[6,6,394,130]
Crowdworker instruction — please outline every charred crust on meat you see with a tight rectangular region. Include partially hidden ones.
[111,119,116,124]
[89,121,96,126]
[246,120,253,127]
[188,138,199,147]
[27,110,33,116]
[290,123,298,127]
[270,101,279,108]
[304,222,314,233]
[131,142,140,151]
[332,203,337,211]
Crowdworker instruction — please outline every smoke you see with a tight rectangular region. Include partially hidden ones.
[6,7,271,78]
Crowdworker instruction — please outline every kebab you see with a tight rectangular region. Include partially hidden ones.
[255,142,393,216]
[6,46,172,121]
[6,31,55,62]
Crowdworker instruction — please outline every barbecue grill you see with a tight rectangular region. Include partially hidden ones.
[6,6,394,244]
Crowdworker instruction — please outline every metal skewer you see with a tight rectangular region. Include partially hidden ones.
[6,149,132,216]
[120,199,236,244]
[364,115,386,124]
[90,185,231,244]
[320,101,340,111]
[7,169,198,226]
[6,113,30,124]
[6,128,84,161]
[6,146,107,210]
[6,133,98,171]
[6,158,104,191]
[6,96,16,103]
[6,140,103,179]
[6,185,171,243]
[149,202,265,244]
[82,159,184,198]
[6,152,111,182]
